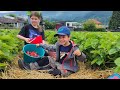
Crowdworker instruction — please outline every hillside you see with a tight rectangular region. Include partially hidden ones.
[0,11,113,24]
[82,11,113,25]
[43,11,113,25]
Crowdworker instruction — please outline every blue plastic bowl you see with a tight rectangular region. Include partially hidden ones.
[22,44,45,63]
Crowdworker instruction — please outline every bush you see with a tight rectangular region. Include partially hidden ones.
[83,20,97,31]
[74,28,84,31]
[44,20,56,29]
[96,28,106,32]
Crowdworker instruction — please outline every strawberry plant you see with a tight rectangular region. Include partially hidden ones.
[0,29,23,70]
[45,31,120,70]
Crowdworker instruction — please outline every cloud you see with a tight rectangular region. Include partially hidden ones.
[0,11,16,13]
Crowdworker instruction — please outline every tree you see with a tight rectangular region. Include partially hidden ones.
[44,20,56,29]
[83,19,97,31]
[109,11,120,30]
[7,14,16,17]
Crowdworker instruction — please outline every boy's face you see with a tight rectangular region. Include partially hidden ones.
[57,35,70,46]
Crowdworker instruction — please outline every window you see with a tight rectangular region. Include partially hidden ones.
[67,23,69,27]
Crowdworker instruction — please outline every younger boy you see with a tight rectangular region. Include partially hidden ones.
[37,26,87,76]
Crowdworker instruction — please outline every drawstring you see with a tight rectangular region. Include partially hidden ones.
[73,55,76,66]
[61,49,73,73]
[61,41,76,73]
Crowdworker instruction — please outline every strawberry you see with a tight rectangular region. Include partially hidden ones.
[26,51,39,57]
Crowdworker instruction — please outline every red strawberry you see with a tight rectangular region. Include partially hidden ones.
[26,51,39,57]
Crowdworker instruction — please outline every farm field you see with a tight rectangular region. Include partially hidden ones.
[0,29,120,79]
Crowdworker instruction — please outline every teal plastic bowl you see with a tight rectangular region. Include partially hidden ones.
[22,44,45,63]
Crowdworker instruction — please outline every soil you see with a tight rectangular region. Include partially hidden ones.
[0,55,114,79]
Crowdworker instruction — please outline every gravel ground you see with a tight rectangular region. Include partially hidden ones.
[0,55,114,79]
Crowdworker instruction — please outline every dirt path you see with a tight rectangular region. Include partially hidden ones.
[0,55,114,79]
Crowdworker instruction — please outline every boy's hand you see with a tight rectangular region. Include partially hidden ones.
[36,44,40,47]
[36,43,44,47]
[73,49,81,56]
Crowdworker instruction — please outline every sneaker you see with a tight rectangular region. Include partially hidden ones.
[48,68,61,76]
[38,64,52,70]
[18,59,31,70]
[29,62,38,70]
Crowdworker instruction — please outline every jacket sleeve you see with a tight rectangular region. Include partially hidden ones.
[56,42,60,61]
[73,46,87,62]
[39,43,57,51]
[76,52,87,62]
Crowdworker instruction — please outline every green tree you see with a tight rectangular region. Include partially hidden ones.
[44,20,56,29]
[83,19,97,31]
[109,11,120,30]
[7,14,16,17]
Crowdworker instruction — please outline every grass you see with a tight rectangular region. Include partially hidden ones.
[0,54,114,79]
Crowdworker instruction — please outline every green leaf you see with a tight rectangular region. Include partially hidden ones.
[91,58,98,65]
[108,48,118,55]
[96,59,104,66]
[0,63,7,69]
[91,39,99,49]
[116,44,120,50]
[114,66,120,73]
[0,50,4,55]
[114,57,120,66]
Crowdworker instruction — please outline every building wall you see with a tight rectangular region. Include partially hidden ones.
[66,22,78,27]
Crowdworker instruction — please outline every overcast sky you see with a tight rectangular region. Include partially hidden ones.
[0,11,16,13]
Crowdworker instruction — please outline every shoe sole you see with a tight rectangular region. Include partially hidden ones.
[18,59,30,70]
[37,70,50,73]
[18,59,25,70]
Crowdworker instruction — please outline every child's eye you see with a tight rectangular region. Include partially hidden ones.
[58,36,66,38]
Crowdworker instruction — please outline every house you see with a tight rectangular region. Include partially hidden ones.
[15,17,26,28]
[0,17,26,28]
[55,21,82,30]
[66,22,77,28]
[55,23,63,30]
[90,19,103,28]
[66,22,82,29]
[55,21,66,30]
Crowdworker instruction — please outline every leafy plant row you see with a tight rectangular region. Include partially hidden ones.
[45,30,120,72]
[1,29,120,72]
[0,29,23,70]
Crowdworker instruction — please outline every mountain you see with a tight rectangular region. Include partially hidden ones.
[0,11,113,25]
[0,11,91,21]
[42,11,113,25]
[42,11,91,21]
[82,11,113,25]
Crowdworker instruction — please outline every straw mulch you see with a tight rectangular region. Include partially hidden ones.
[0,55,114,79]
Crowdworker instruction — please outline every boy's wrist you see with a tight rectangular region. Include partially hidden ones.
[79,52,82,57]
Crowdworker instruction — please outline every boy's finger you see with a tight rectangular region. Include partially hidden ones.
[36,44,40,47]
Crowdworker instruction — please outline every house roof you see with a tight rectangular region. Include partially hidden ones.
[16,17,26,23]
[91,19,102,24]
[0,17,17,23]
[0,17,25,23]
